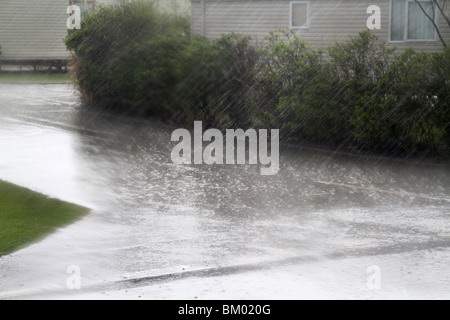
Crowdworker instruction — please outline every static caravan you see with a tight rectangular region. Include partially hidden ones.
[0,0,115,70]
[191,0,450,52]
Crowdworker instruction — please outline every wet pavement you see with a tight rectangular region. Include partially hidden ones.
[0,84,449,299]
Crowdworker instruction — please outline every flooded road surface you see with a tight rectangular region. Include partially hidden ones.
[0,84,449,299]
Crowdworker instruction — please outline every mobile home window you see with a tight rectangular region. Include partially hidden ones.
[390,0,437,41]
[70,0,95,20]
[290,1,310,29]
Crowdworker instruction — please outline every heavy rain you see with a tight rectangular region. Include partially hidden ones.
[0,0,449,301]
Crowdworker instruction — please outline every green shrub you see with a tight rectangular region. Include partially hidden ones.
[258,30,330,141]
[258,30,449,157]
[386,48,450,154]
[66,0,190,116]
[66,1,259,127]
[66,0,449,158]
[177,34,260,128]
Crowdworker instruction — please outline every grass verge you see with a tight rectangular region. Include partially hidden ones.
[0,181,89,257]
[0,73,71,84]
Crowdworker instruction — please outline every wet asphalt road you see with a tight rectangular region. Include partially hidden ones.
[0,84,449,299]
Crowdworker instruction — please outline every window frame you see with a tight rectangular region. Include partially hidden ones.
[69,0,96,18]
[389,0,439,43]
[290,1,311,30]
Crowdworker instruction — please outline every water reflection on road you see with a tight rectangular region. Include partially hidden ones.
[0,84,449,299]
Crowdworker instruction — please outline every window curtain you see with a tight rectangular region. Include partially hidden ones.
[75,1,95,20]
[391,0,405,41]
[407,2,435,40]
[292,3,308,28]
[391,0,436,41]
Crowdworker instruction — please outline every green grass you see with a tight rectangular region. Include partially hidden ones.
[0,181,89,256]
[0,73,71,83]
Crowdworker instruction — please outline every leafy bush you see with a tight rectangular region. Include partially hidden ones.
[257,30,329,140]
[259,30,449,156]
[66,1,259,127]
[66,0,190,116]
[371,49,446,154]
[66,1,449,158]
[177,34,260,128]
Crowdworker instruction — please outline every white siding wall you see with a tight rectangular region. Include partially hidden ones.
[191,0,450,52]
[191,0,205,35]
[0,0,115,61]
